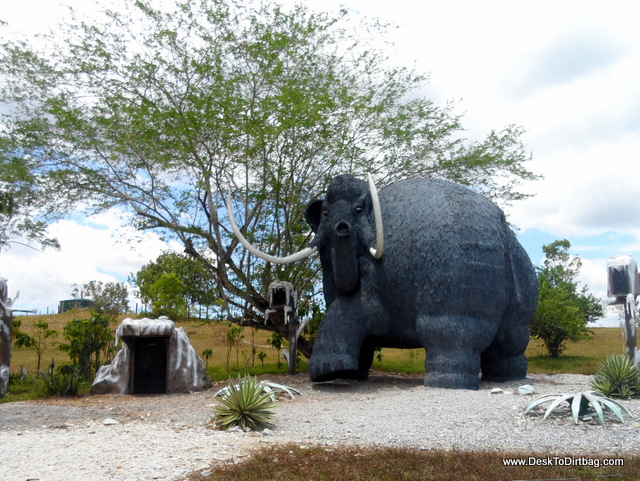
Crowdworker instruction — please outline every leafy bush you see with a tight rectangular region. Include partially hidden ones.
[58,314,114,380]
[213,375,276,431]
[591,354,640,399]
[40,360,82,397]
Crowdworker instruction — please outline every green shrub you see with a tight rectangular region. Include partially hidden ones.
[41,360,82,397]
[7,372,46,398]
[58,314,114,380]
[591,354,640,399]
[213,375,276,431]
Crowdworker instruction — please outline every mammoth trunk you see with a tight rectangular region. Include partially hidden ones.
[332,222,359,294]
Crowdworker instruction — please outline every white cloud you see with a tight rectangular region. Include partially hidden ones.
[2,209,180,314]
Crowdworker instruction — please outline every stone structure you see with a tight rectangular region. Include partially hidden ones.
[227,174,538,390]
[0,277,18,396]
[607,254,639,365]
[90,317,211,394]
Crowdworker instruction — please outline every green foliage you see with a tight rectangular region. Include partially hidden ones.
[131,251,218,319]
[40,360,83,397]
[147,273,188,320]
[202,348,213,368]
[375,346,384,363]
[524,390,632,424]
[257,351,267,366]
[14,319,57,371]
[0,139,62,252]
[530,240,602,358]
[225,324,245,371]
[591,354,640,399]
[4,372,47,401]
[58,314,114,380]
[0,0,537,356]
[213,375,276,431]
[267,332,283,367]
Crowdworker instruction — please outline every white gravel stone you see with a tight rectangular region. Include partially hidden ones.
[0,373,638,481]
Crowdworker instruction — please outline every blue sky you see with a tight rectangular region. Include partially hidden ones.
[2,0,640,326]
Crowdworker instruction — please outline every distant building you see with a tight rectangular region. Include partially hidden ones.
[58,298,94,313]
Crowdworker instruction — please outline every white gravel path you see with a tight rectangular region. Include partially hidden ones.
[1,372,638,481]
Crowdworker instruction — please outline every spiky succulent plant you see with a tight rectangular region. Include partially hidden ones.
[591,354,640,399]
[524,390,633,424]
[213,375,277,431]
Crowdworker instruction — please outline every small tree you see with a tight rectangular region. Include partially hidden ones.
[14,319,57,371]
[225,324,245,371]
[530,240,602,358]
[58,314,114,380]
[267,332,284,368]
[258,351,267,367]
[202,348,213,369]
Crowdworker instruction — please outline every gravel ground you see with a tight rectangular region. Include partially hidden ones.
[1,372,639,481]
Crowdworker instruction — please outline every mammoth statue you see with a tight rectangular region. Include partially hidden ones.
[227,175,538,389]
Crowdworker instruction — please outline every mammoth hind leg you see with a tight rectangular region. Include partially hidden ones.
[480,322,529,382]
[417,315,495,390]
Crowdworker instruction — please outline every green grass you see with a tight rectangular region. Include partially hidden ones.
[6,310,630,390]
[185,444,639,481]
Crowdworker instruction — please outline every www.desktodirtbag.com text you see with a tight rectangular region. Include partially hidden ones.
[502,456,624,468]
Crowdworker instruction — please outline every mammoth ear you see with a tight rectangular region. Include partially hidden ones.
[305,199,324,233]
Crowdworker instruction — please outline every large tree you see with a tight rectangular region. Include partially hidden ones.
[0,0,537,357]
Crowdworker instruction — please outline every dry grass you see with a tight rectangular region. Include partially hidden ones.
[9,310,288,375]
[186,444,639,481]
[9,311,629,378]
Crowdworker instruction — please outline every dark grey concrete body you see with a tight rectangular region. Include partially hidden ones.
[305,175,538,389]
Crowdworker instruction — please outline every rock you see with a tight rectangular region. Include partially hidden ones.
[517,385,535,395]
[490,388,503,394]
[102,418,119,425]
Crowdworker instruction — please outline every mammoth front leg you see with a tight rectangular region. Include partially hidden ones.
[309,298,366,382]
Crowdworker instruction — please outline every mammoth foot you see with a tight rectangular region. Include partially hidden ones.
[309,356,365,382]
[481,354,528,382]
[424,372,480,390]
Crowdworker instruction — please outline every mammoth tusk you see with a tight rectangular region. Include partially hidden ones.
[225,192,317,265]
[368,173,384,259]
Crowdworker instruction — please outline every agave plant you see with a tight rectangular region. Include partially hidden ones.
[524,390,633,424]
[213,375,277,431]
[591,354,640,399]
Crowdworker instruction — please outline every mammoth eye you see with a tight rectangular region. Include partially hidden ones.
[355,206,363,213]
[323,210,329,217]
